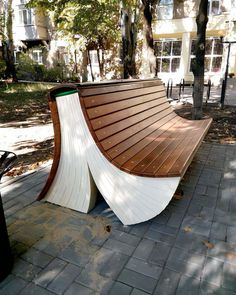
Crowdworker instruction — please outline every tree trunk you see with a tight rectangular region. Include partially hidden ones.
[87,49,95,82]
[192,0,208,119]
[97,49,105,80]
[4,0,17,81]
[142,0,157,75]
[120,0,139,79]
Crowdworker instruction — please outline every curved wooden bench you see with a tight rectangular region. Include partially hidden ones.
[39,79,212,225]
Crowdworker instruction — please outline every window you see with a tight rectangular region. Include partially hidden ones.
[190,38,223,73]
[31,50,43,64]
[18,4,33,25]
[154,39,182,73]
[157,0,173,20]
[208,0,221,15]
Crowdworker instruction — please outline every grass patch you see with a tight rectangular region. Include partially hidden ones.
[0,82,56,125]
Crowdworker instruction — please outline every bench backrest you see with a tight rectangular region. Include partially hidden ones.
[79,79,178,171]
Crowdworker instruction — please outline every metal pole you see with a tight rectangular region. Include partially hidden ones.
[220,43,231,109]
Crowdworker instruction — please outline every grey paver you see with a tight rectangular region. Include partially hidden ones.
[109,282,132,295]
[118,269,157,294]
[222,262,236,292]
[33,258,67,288]
[154,268,181,295]
[47,263,82,295]
[19,283,55,295]
[166,247,205,279]
[200,281,236,295]
[144,228,175,245]
[110,230,141,246]
[58,241,99,267]
[227,226,236,243]
[176,275,200,295]
[129,222,150,237]
[167,213,184,228]
[131,289,150,295]
[99,251,129,279]
[76,269,114,294]
[202,257,224,286]
[210,222,227,241]
[12,258,42,281]
[133,238,155,261]
[103,238,136,256]
[181,216,211,237]
[64,282,96,295]
[126,257,162,279]
[174,231,208,254]
[21,248,54,268]
[0,276,27,295]
[148,241,172,267]
[207,239,236,264]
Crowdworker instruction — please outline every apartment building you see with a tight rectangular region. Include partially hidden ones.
[153,0,236,85]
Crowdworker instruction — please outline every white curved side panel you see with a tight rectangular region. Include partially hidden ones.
[45,94,97,213]
[76,95,181,225]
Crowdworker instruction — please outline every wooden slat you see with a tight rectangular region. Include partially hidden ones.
[107,112,177,160]
[81,79,163,98]
[84,84,164,109]
[120,118,185,173]
[95,103,171,141]
[100,107,173,150]
[166,118,212,177]
[87,90,166,119]
[91,96,167,130]
[112,115,180,166]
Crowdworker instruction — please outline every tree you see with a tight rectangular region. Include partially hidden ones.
[29,0,120,80]
[141,0,158,76]
[191,0,208,119]
[120,0,141,79]
[1,0,17,81]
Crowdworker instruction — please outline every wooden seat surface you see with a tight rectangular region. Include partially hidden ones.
[79,79,212,178]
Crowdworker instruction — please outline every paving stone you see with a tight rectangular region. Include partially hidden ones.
[103,238,135,256]
[207,240,236,264]
[191,194,217,209]
[34,258,67,288]
[110,230,141,247]
[148,241,171,267]
[149,223,178,236]
[126,257,162,279]
[202,257,224,286]
[175,231,208,255]
[76,269,114,294]
[200,281,236,295]
[206,186,219,197]
[19,283,55,295]
[21,248,53,268]
[0,276,27,295]
[195,184,207,195]
[47,263,82,295]
[99,251,129,279]
[166,247,205,279]
[59,241,99,267]
[176,275,200,295]
[109,282,132,295]
[151,210,170,225]
[118,269,157,294]
[12,258,42,281]
[132,239,155,261]
[227,226,236,244]
[154,268,181,295]
[181,216,211,237]
[64,282,96,295]
[131,289,150,295]
[144,228,175,245]
[33,234,75,257]
[210,222,227,241]
[129,222,150,237]
[167,213,184,228]
[222,262,236,292]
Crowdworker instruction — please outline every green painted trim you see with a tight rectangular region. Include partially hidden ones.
[54,89,78,97]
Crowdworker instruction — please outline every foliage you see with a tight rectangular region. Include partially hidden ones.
[28,0,120,50]
[16,53,67,82]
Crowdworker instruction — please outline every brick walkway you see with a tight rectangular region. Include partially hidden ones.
[0,142,236,295]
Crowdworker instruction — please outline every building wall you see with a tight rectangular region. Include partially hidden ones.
[154,0,236,85]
